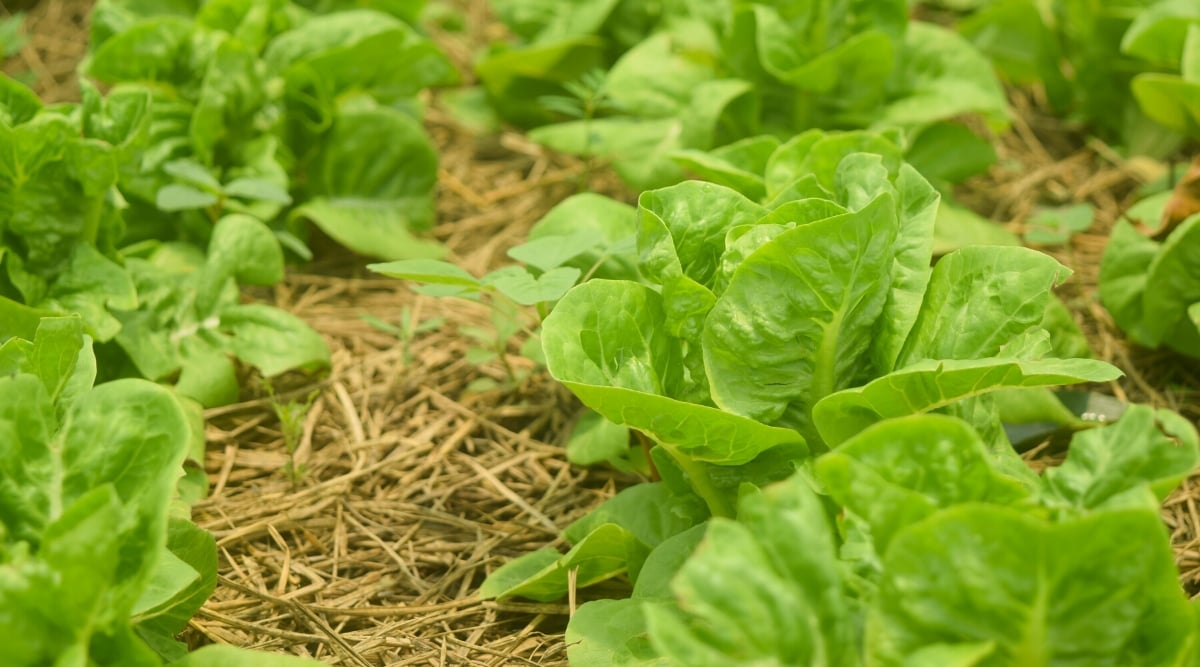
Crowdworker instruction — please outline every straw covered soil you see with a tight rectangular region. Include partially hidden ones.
[5,0,1200,663]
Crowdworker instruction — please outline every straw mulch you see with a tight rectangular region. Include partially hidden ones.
[185,121,630,663]
[7,1,1200,663]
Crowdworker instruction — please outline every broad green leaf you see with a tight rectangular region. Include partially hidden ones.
[567,598,670,667]
[712,221,806,295]
[813,356,1122,447]
[816,414,1029,552]
[1141,215,1200,352]
[638,181,766,290]
[881,22,1009,131]
[0,74,42,126]
[531,117,689,190]
[638,181,764,337]
[605,32,717,118]
[933,201,1021,256]
[292,198,444,260]
[0,375,55,543]
[631,525,707,600]
[542,280,683,397]
[904,122,997,185]
[0,299,56,342]
[1098,220,1159,346]
[1024,204,1094,246]
[868,506,1194,666]
[205,214,285,287]
[576,382,807,468]
[295,25,456,102]
[192,215,284,319]
[223,177,291,204]
[645,473,856,666]
[490,0,621,44]
[543,279,804,466]
[898,246,1071,365]
[475,38,607,126]
[1042,404,1200,511]
[263,9,403,70]
[175,337,239,408]
[162,159,221,192]
[507,230,607,273]
[38,245,138,343]
[219,303,330,378]
[670,135,780,201]
[27,316,85,404]
[565,409,633,467]
[704,194,898,438]
[1121,2,1200,69]
[564,483,707,557]
[155,184,218,212]
[60,379,191,610]
[872,163,939,374]
[481,266,581,305]
[1131,74,1200,137]
[479,523,647,602]
[0,486,128,666]
[132,519,217,661]
[765,130,902,198]
[85,17,194,85]
[1042,296,1093,359]
[524,192,638,279]
[367,259,480,287]
[300,107,440,258]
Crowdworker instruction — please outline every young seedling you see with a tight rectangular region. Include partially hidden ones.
[361,305,445,365]
[538,68,624,190]
[262,379,321,486]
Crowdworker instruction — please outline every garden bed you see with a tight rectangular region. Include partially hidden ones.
[5,0,1200,663]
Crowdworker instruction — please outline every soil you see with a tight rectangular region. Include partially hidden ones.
[5,1,1200,663]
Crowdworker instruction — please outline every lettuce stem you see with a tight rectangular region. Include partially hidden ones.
[660,442,735,518]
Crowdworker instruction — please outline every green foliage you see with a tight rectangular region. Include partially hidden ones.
[0,0,461,402]
[78,0,455,258]
[1125,2,1200,137]
[0,318,321,666]
[1100,213,1200,357]
[957,0,1197,153]
[478,0,1010,190]
[480,130,1129,617]
[567,409,1198,665]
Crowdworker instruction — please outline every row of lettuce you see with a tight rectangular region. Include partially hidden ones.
[373,0,1200,664]
[4,0,1200,664]
[468,0,1200,359]
[377,126,1200,666]
[0,0,452,664]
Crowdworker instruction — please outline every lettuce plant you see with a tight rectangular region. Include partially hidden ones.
[1124,3,1200,137]
[1099,211,1200,358]
[82,0,456,259]
[0,85,329,406]
[477,130,1122,607]
[0,317,322,666]
[477,0,1008,189]
[958,0,1188,155]
[615,408,1199,666]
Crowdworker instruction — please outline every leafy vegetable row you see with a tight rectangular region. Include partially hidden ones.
[949,1,1200,356]
[2,0,456,664]
[475,0,1010,192]
[1,0,463,406]
[957,0,1200,154]
[376,128,1200,664]
[0,318,323,666]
